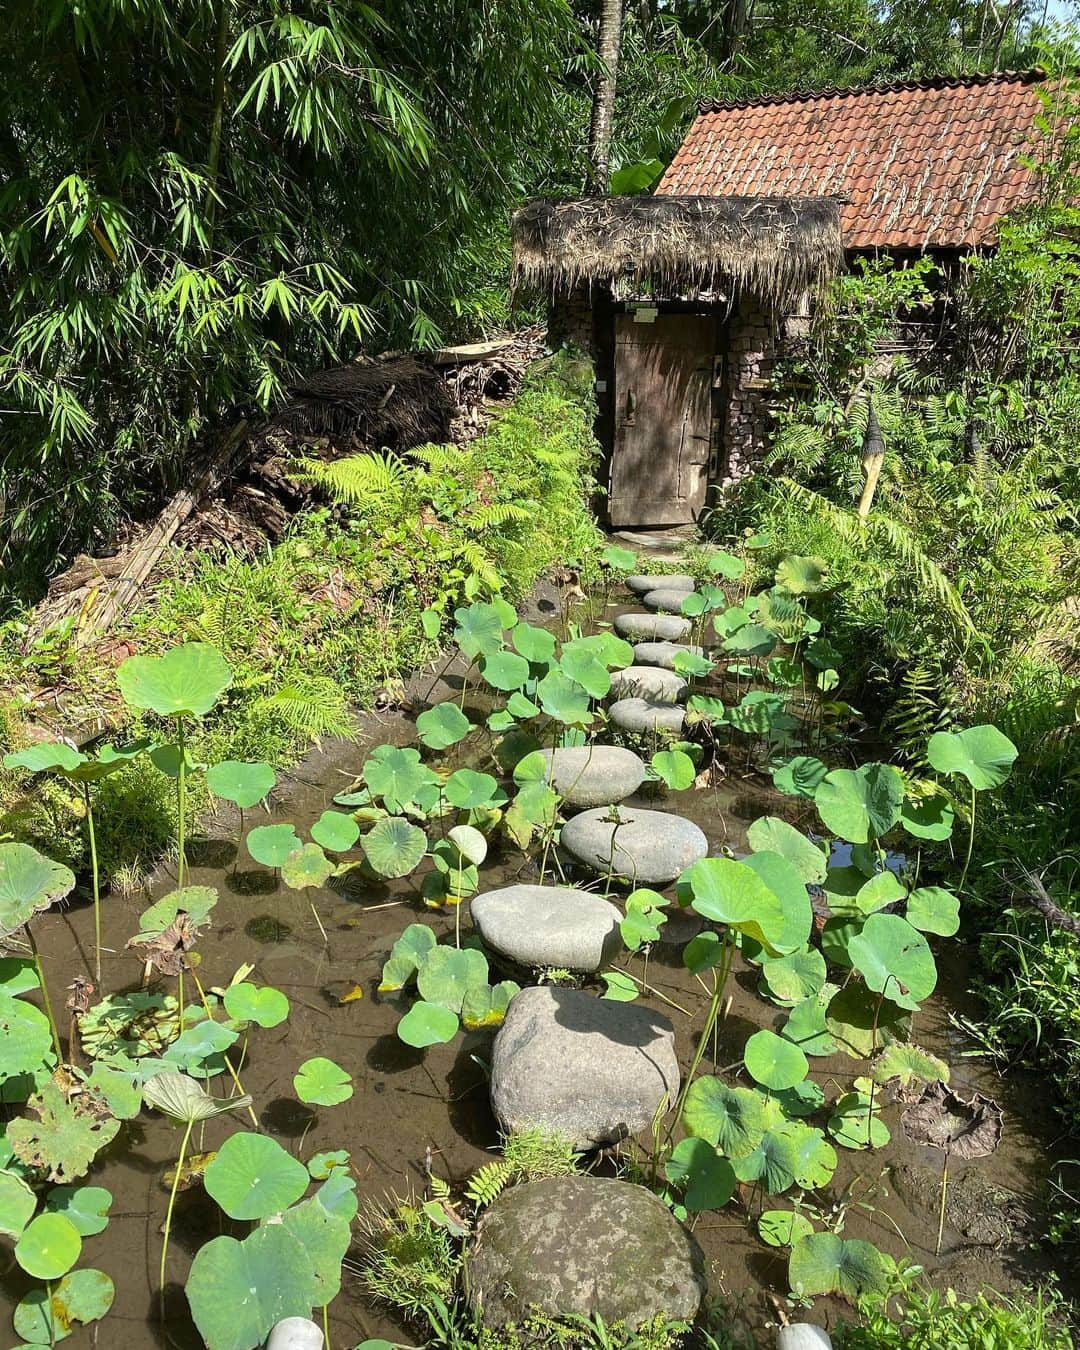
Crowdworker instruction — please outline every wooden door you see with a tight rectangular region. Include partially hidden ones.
[609,314,714,527]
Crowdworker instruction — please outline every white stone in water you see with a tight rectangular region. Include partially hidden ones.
[489,986,680,1149]
[633,641,707,671]
[471,884,622,972]
[777,1329,833,1350]
[538,745,645,808]
[609,665,688,705]
[609,697,685,735]
[614,612,692,642]
[642,587,695,614]
[560,805,707,885]
[625,573,696,595]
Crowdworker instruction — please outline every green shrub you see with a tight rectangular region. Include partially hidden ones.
[837,1286,1073,1350]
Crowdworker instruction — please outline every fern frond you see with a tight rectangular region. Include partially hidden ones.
[467,502,531,530]
[463,1160,513,1210]
[295,452,412,507]
[251,673,354,741]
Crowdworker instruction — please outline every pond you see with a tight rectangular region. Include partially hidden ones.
[0,568,1072,1348]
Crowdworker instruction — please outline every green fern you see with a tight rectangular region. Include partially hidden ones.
[251,673,354,742]
[296,452,413,507]
[463,1160,513,1210]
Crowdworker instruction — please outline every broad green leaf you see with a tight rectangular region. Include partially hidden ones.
[0,956,38,996]
[791,1124,837,1189]
[0,992,53,1082]
[730,1119,803,1194]
[745,819,827,884]
[682,1078,767,1159]
[827,1091,890,1150]
[139,885,218,934]
[772,756,828,799]
[0,843,76,941]
[14,1267,114,1344]
[461,980,518,1029]
[600,545,637,570]
[650,749,695,790]
[397,1001,459,1047]
[379,924,436,991]
[43,1185,112,1236]
[246,824,302,869]
[416,947,488,1013]
[871,1042,949,1091]
[536,671,593,725]
[744,1029,808,1091]
[9,1083,120,1183]
[665,1138,736,1211]
[825,983,908,1058]
[453,602,504,659]
[678,858,788,952]
[308,1150,350,1180]
[761,948,827,1006]
[310,810,361,853]
[204,1132,309,1220]
[294,1057,352,1107]
[847,913,936,1011]
[0,1171,37,1238]
[742,851,814,954]
[511,622,556,663]
[905,886,960,936]
[683,930,724,974]
[223,983,290,1028]
[444,769,500,809]
[788,1232,888,1298]
[708,551,744,579]
[363,746,434,812]
[362,817,427,878]
[206,760,275,809]
[814,763,905,843]
[776,555,829,595]
[117,643,231,718]
[899,792,955,841]
[558,643,611,699]
[927,725,1018,790]
[275,1193,351,1304]
[186,1226,317,1350]
[281,844,333,890]
[599,971,638,1001]
[723,623,776,657]
[759,1209,814,1248]
[415,703,474,750]
[143,1071,249,1123]
[782,986,838,1057]
[481,649,530,692]
[15,1212,81,1279]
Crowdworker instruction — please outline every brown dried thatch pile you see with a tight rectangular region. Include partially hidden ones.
[278,354,453,445]
[512,194,844,309]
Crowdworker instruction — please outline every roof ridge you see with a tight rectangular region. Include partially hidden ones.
[696,68,1046,115]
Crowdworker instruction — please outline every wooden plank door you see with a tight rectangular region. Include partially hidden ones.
[609,314,714,527]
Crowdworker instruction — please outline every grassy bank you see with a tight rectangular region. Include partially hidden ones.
[0,351,604,881]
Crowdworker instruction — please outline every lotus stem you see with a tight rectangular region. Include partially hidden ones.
[671,937,734,1131]
[176,968,184,1041]
[160,1116,195,1324]
[959,784,977,893]
[83,784,102,985]
[936,1152,949,1257]
[190,967,259,1127]
[176,717,187,888]
[27,928,63,1066]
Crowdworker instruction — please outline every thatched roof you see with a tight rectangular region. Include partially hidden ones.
[511,194,844,309]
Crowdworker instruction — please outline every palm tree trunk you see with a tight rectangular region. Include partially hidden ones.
[586,0,625,194]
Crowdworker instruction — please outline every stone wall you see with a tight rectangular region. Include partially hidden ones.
[548,285,595,354]
[719,292,778,485]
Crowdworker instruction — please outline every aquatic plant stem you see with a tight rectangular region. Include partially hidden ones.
[176,717,187,887]
[671,937,734,1130]
[322,1303,330,1350]
[189,967,259,1127]
[46,1281,55,1346]
[936,1152,949,1256]
[27,928,63,1065]
[82,784,102,985]
[959,783,977,892]
[160,1116,195,1324]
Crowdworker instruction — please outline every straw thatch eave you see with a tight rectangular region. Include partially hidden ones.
[511,194,844,311]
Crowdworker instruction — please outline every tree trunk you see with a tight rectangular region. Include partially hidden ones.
[586,0,625,194]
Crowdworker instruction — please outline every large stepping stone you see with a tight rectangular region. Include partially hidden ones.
[626,573,696,596]
[538,745,645,809]
[643,587,694,614]
[609,665,688,704]
[609,697,685,735]
[614,612,692,642]
[471,885,622,972]
[633,640,707,671]
[560,805,707,884]
[466,1175,705,1330]
[489,986,679,1149]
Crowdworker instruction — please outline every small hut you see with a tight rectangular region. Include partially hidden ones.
[514,71,1047,528]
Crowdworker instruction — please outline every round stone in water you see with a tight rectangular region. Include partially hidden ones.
[470,884,623,972]
[625,573,696,595]
[614,612,692,642]
[608,665,688,705]
[609,697,685,735]
[538,745,645,808]
[560,805,707,885]
[642,587,695,614]
[633,640,707,670]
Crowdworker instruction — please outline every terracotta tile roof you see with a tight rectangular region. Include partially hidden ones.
[658,72,1047,250]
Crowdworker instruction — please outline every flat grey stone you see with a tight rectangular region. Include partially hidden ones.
[614,612,692,642]
[538,745,645,808]
[626,573,696,596]
[642,587,695,614]
[609,697,686,735]
[609,665,688,704]
[489,986,680,1149]
[466,1175,705,1330]
[560,805,707,884]
[633,640,707,670]
[471,885,622,972]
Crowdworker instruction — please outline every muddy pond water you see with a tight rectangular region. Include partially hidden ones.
[4,585,1076,1348]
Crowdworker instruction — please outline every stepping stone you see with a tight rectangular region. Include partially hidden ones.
[560,805,707,885]
[489,986,680,1149]
[633,640,707,671]
[614,612,692,642]
[609,665,688,705]
[642,587,694,614]
[538,745,645,808]
[471,885,622,972]
[609,697,685,735]
[466,1175,705,1329]
[626,573,696,596]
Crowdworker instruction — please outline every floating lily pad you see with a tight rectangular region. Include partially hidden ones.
[0,843,76,941]
[650,749,695,790]
[364,746,435,812]
[310,811,361,853]
[0,1170,37,1239]
[15,1211,81,1279]
[682,1078,767,1158]
[788,1231,888,1298]
[744,1029,809,1091]
[397,1000,459,1047]
[281,843,334,890]
[223,983,290,1028]
[9,1082,120,1184]
[43,1185,112,1236]
[205,760,275,809]
[14,1267,114,1344]
[416,947,488,1013]
[294,1057,352,1107]
[205,1132,309,1220]
[139,885,218,934]
[186,1225,317,1350]
[416,703,474,750]
[746,819,827,884]
[759,1209,815,1247]
[117,643,232,718]
[308,1150,350,1180]
[246,824,302,870]
[362,817,427,878]
[665,1137,736,1211]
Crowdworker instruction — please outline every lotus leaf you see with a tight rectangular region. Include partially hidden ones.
[730,1118,804,1193]
[117,643,231,718]
[713,605,750,638]
[597,970,637,1001]
[13,1267,114,1344]
[223,983,290,1028]
[163,1019,239,1074]
[723,623,776,657]
[776,555,829,595]
[0,1170,37,1239]
[84,1063,143,1120]
[788,1232,888,1299]
[851,869,906,915]
[461,980,518,1029]
[621,890,667,950]
[745,818,827,884]
[814,763,905,843]
[379,924,437,991]
[453,602,504,659]
[205,1132,309,1220]
[828,1090,890,1150]
[650,749,695,790]
[686,694,726,724]
[9,1082,120,1183]
[77,991,177,1062]
[0,957,38,996]
[506,692,541,719]
[927,724,1018,790]
[707,550,744,578]
[899,792,955,841]
[782,985,838,1058]
[310,811,361,853]
[415,702,474,750]
[397,1000,459,1047]
[665,1137,736,1211]
[600,545,637,570]
[43,1185,112,1236]
[15,1211,81,1279]
[246,824,302,869]
[819,914,861,968]
[186,1225,317,1350]
[143,1070,249,1123]
[274,1193,352,1304]
[773,1077,826,1118]
[804,637,841,670]
[481,649,530,692]
[511,622,556,663]
[742,851,814,954]
[871,1043,949,1092]
[308,1150,350,1180]
[765,657,802,688]
[139,885,218,934]
[362,817,427,878]
[744,1029,809,1091]
[682,930,723,974]
[847,912,936,1011]
[0,843,76,941]
[514,782,558,826]
[294,1057,352,1107]
[0,992,54,1082]
[761,948,827,1006]
[205,760,275,809]
[791,1124,837,1189]
[825,982,908,1059]
[678,858,788,952]
[364,746,435,812]
[444,769,500,809]
[682,1078,767,1158]
[416,946,489,1013]
[758,1209,814,1248]
[536,671,593,725]
[906,886,960,937]
[445,825,487,867]
[728,692,791,737]
[280,844,333,890]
